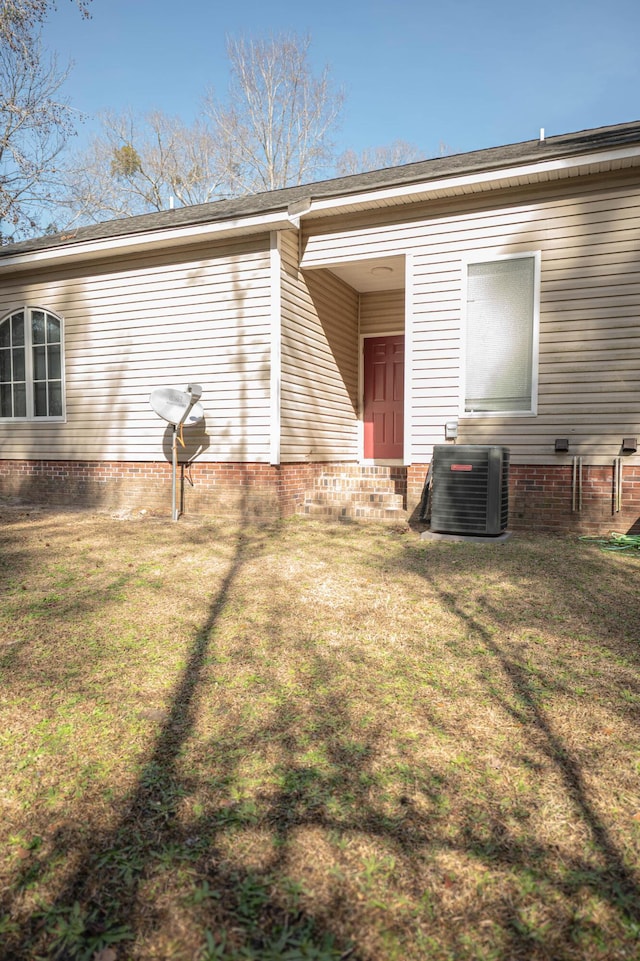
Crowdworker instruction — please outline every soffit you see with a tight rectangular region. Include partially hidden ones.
[325,256,405,292]
[301,151,640,220]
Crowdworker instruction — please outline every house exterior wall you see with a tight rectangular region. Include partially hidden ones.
[302,171,640,473]
[0,458,330,520]
[359,289,404,335]
[0,235,273,464]
[279,229,359,462]
[2,161,639,533]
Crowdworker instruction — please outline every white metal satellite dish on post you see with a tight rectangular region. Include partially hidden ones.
[150,386,204,426]
[149,384,204,521]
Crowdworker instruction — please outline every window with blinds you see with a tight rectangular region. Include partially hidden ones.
[464,255,538,415]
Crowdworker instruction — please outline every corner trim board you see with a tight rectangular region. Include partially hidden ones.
[270,231,282,465]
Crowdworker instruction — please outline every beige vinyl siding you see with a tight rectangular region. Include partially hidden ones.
[279,230,359,461]
[0,236,273,461]
[302,173,640,464]
[359,290,404,335]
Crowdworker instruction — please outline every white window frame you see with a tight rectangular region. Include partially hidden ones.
[0,306,66,422]
[460,251,540,418]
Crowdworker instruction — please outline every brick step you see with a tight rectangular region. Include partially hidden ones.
[316,463,399,471]
[303,501,408,523]
[314,476,405,494]
[310,490,404,508]
[300,467,408,524]
[314,466,403,479]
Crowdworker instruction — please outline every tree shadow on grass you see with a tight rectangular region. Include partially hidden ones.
[1,524,361,961]
[451,580,640,893]
[3,523,640,960]
[386,537,640,956]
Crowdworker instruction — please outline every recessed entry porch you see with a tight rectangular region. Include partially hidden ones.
[293,254,409,522]
[315,254,407,466]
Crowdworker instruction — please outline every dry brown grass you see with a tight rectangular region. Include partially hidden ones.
[0,507,639,960]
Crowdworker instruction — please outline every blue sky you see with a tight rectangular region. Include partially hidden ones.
[42,0,640,166]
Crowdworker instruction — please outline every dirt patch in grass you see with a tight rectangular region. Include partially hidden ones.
[1,508,639,960]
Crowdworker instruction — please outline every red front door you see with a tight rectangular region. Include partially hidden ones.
[363,335,405,459]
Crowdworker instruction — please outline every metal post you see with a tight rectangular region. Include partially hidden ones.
[578,456,583,512]
[172,425,178,521]
[614,457,622,514]
[572,456,583,512]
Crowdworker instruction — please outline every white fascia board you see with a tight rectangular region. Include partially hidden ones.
[0,209,293,271]
[304,144,640,216]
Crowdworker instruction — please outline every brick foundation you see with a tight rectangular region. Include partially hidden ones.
[408,462,640,534]
[1,458,639,533]
[0,459,360,522]
[509,463,640,534]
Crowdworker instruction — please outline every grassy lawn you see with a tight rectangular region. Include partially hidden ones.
[0,507,639,961]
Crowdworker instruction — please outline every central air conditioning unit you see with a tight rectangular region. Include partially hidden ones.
[430,445,510,536]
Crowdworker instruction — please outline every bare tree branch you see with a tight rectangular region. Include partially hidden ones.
[0,36,75,240]
[335,140,426,176]
[205,33,344,194]
[0,0,91,57]
[59,109,228,225]
[62,33,344,224]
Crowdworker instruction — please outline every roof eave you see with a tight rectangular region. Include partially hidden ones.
[302,143,640,218]
[0,209,294,272]
[2,140,640,271]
